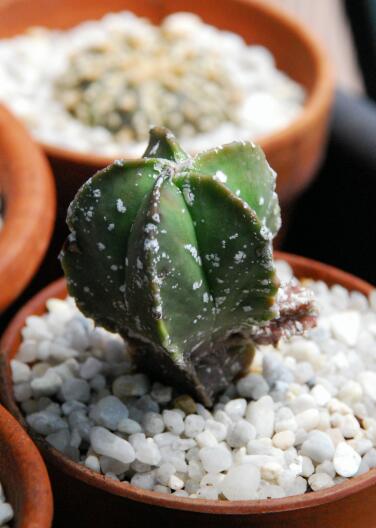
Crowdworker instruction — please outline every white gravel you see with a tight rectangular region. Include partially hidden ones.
[0,12,305,158]
[11,261,376,500]
[0,482,14,527]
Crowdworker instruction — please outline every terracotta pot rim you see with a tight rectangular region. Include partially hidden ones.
[0,104,56,311]
[0,404,54,527]
[1,251,375,515]
[29,0,333,167]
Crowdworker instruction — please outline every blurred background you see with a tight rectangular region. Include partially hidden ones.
[0,0,376,330]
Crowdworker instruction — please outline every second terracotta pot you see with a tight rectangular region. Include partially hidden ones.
[0,0,333,243]
[0,404,53,528]
[1,253,375,527]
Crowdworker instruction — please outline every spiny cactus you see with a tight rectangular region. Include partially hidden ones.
[61,128,313,405]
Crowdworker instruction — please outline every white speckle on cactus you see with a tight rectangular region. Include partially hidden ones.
[116,199,126,213]
[213,170,227,183]
[234,251,246,264]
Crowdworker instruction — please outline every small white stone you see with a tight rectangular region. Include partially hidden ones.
[117,418,142,434]
[199,445,232,473]
[258,483,286,499]
[46,429,70,452]
[90,426,135,464]
[284,476,307,496]
[61,378,90,402]
[14,382,32,402]
[316,460,335,478]
[100,455,129,475]
[227,419,256,447]
[91,395,128,430]
[246,395,274,438]
[295,409,320,432]
[196,430,218,448]
[261,461,283,482]
[330,311,361,346]
[301,431,335,463]
[247,437,273,455]
[142,412,164,436]
[273,430,295,450]
[289,394,317,414]
[79,357,102,379]
[205,420,227,441]
[311,384,331,406]
[131,471,155,490]
[340,414,360,438]
[363,448,376,468]
[220,464,260,500]
[16,340,37,363]
[135,438,161,465]
[156,463,176,486]
[308,472,335,491]
[224,398,247,419]
[274,407,297,433]
[236,373,269,400]
[11,359,31,383]
[184,414,205,437]
[31,370,62,397]
[163,410,184,435]
[27,411,67,435]
[358,371,376,401]
[197,486,219,499]
[85,454,101,472]
[168,474,184,490]
[333,442,361,477]
[0,503,14,525]
[302,456,315,479]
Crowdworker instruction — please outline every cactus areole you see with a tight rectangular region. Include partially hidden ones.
[61,128,313,406]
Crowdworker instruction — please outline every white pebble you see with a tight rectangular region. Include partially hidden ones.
[333,442,361,477]
[199,446,232,473]
[163,410,184,435]
[90,426,135,464]
[246,396,274,438]
[91,395,128,430]
[301,431,335,463]
[224,398,247,420]
[272,430,295,450]
[308,473,335,491]
[220,464,260,500]
[184,414,205,437]
[0,503,14,525]
[61,378,90,402]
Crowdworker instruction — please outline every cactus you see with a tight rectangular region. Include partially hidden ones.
[61,128,314,405]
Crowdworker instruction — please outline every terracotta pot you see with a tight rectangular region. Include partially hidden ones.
[0,252,375,527]
[0,104,56,312]
[0,0,333,217]
[0,404,53,527]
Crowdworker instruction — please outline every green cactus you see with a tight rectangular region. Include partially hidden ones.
[61,128,282,405]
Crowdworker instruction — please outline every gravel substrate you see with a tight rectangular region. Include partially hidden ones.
[0,482,14,527]
[0,12,305,157]
[11,261,376,500]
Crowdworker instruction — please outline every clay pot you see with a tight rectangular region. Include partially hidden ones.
[0,0,333,217]
[0,252,375,527]
[0,104,56,312]
[0,404,53,527]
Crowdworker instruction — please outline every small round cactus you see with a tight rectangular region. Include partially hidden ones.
[61,128,313,405]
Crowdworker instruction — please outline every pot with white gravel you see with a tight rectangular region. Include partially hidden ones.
[1,252,376,528]
[0,0,333,245]
[0,404,53,528]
